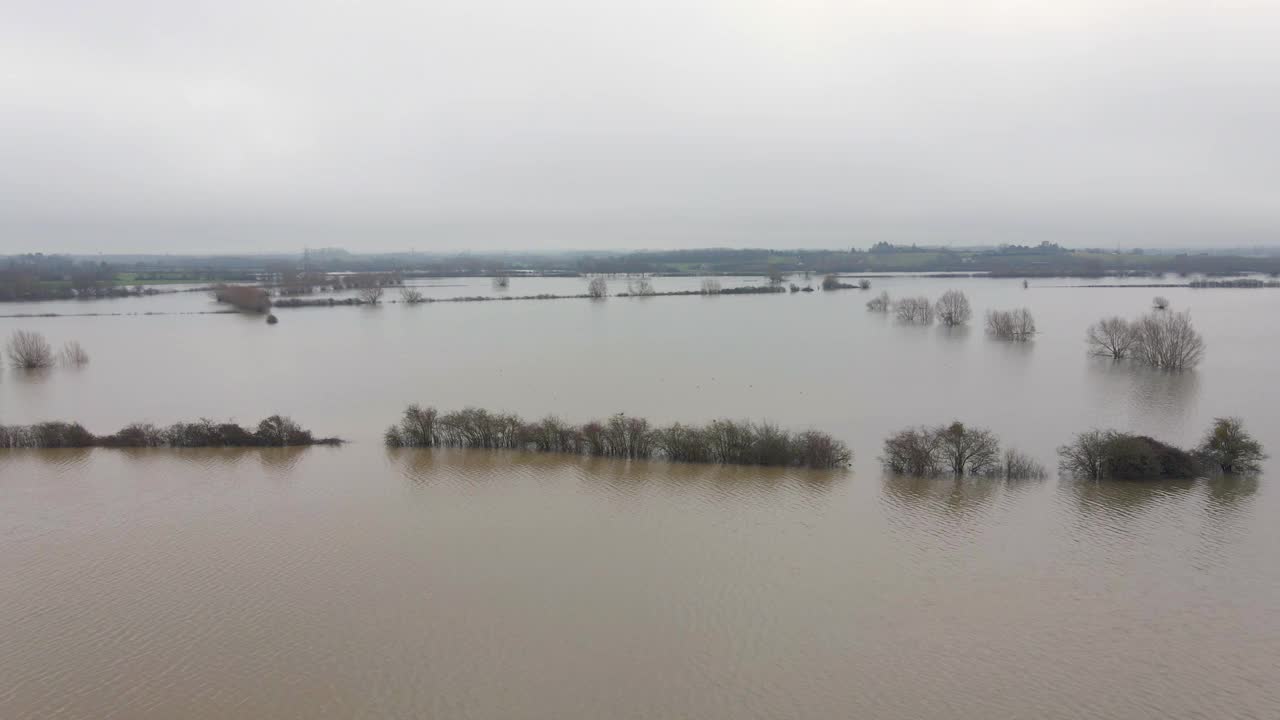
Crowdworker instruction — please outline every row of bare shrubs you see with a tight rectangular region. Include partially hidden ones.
[880,421,1046,479]
[0,416,339,448]
[5,330,90,369]
[864,291,1036,340]
[384,405,852,468]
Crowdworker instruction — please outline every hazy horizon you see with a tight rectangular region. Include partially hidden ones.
[5,1,1279,254]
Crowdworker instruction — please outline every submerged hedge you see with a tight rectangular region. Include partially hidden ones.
[0,416,339,448]
[384,405,852,469]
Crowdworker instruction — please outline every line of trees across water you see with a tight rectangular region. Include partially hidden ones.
[0,409,1264,480]
[384,405,852,469]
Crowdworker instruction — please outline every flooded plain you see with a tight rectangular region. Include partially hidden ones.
[2,276,1278,719]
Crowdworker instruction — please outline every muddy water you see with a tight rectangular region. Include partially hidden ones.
[2,277,1278,718]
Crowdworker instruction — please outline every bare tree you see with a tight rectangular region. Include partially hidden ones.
[627,277,655,296]
[866,291,890,312]
[933,421,1000,475]
[7,330,55,369]
[880,427,940,475]
[859,278,871,290]
[1086,317,1136,358]
[587,276,608,298]
[1133,310,1204,370]
[1153,296,1170,310]
[895,296,934,323]
[493,275,510,290]
[359,286,384,304]
[986,308,1036,340]
[934,290,972,326]
[400,287,426,304]
[767,266,785,286]
[700,278,722,295]
[60,341,90,366]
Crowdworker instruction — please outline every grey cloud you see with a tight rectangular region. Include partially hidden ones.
[2,0,1278,252]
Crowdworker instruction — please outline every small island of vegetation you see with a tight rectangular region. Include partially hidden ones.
[1058,418,1265,480]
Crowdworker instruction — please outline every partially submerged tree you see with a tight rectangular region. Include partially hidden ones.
[985,308,1036,340]
[6,330,54,369]
[587,276,608,298]
[866,291,890,312]
[400,287,426,304]
[895,296,934,324]
[1153,296,1170,310]
[1196,417,1266,475]
[858,279,872,290]
[700,278,722,295]
[934,290,972,326]
[1133,310,1204,370]
[359,286,385,304]
[933,422,1000,475]
[626,277,656,296]
[60,341,90,367]
[1086,317,1136,358]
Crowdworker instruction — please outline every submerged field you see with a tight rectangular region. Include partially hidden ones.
[1,275,1277,719]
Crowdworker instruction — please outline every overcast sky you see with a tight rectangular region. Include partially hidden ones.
[3,0,1278,254]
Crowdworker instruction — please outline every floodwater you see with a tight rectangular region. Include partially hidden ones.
[2,276,1278,719]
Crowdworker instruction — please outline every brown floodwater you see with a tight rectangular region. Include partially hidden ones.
[2,276,1278,718]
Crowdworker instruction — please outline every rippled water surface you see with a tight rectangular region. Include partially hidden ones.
[2,277,1278,719]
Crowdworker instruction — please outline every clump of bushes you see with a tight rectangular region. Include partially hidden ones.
[880,421,1045,479]
[1057,430,1197,480]
[1085,310,1204,369]
[385,405,852,469]
[985,308,1036,340]
[0,415,339,448]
